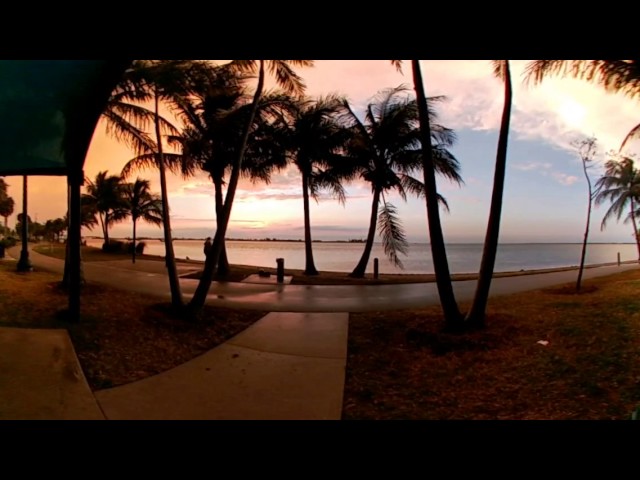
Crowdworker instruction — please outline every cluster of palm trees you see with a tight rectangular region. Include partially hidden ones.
[16,215,66,242]
[0,178,15,235]
[100,60,470,319]
[87,59,640,329]
[81,171,162,263]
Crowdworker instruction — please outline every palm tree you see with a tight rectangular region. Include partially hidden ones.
[274,94,352,275]
[405,60,464,329]
[84,171,129,248]
[465,60,513,327]
[123,178,163,263]
[594,156,640,260]
[118,60,212,309]
[0,178,14,233]
[524,60,640,150]
[188,60,313,313]
[127,67,291,277]
[339,85,462,279]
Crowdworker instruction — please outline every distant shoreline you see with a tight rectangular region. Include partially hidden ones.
[84,236,637,246]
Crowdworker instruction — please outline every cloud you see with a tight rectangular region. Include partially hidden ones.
[171,182,213,198]
[292,224,366,233]
[512,162,552,172]
[551,172,579,186]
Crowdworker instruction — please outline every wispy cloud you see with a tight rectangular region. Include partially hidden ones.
[171,182,213,198]
[551,172,579,186]
[512,161,552,172]
[293,224,367,233]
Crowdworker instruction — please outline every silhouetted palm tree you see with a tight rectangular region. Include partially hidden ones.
[123,178,163,263]
[153,65,290,277]
[465,60,513,327]
[274,94,352,275]
[119,60,212,309]
[0,178,14,232]
[188,60,314,314]
[404,60,464,329]
[594,156,640,260]
[524,60,640,150]
[84,171,129,248]
[340,85,462,279]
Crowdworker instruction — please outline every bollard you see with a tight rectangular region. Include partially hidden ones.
[276,258,285,283]
[618,252,621,267]
[373,257,379,279]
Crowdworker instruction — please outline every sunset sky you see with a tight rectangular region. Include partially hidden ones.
[5,60,640,243]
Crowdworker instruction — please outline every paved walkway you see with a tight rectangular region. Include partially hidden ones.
[2,247,639,419]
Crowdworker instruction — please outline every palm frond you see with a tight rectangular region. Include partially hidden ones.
[436,192,450,213]
[121,152,193,179]
[524,60,640,99]
[620,122,640,152]
[313,168,347,205]
[491,60,509,80]
[377,200,409,268]
[102,109,156,156]
[398,173,426,199]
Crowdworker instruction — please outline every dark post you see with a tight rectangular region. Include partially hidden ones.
[67,169,83,322]
[17,175,32,272]
[618,252,621,267]
[373,257,379,279]
[276,258,284,283]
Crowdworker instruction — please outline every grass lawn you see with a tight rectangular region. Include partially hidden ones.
[12,243,640,418]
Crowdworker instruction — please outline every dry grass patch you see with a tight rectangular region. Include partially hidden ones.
[344,270,640,420]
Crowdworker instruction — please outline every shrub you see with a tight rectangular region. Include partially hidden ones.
[125,241,147,255]
[0,237,18,248]
[135,241,146,255]
[102,239,126,253]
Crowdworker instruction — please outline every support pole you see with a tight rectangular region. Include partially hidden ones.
[16,175,32,272]
[67,169,83,323]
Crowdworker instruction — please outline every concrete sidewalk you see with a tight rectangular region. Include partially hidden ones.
[95,312,348,420]
[3,248,350,419]
[0,327,104,420]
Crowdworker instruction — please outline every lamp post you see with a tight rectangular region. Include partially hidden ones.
[16,175,32,272]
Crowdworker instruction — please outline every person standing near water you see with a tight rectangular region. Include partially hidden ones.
[203,237,212,256]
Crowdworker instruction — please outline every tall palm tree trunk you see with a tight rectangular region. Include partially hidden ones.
[411,60,462,330]
[103,212,110,246]
[302,172,319,275]
[213,176,230,277]
[631,197,640,261]
[350,188,381,278]
[189,61,266,313]
[132,217,137,264]
[154,89,183,308]
[465,60,512,327]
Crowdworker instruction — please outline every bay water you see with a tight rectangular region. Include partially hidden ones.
[85,238,638,275]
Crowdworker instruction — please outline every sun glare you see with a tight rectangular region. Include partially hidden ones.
[558,99,587,128]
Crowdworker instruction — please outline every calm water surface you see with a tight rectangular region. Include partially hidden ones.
[85,238,638,275]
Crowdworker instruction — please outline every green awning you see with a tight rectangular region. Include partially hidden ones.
[0,60,130,176]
